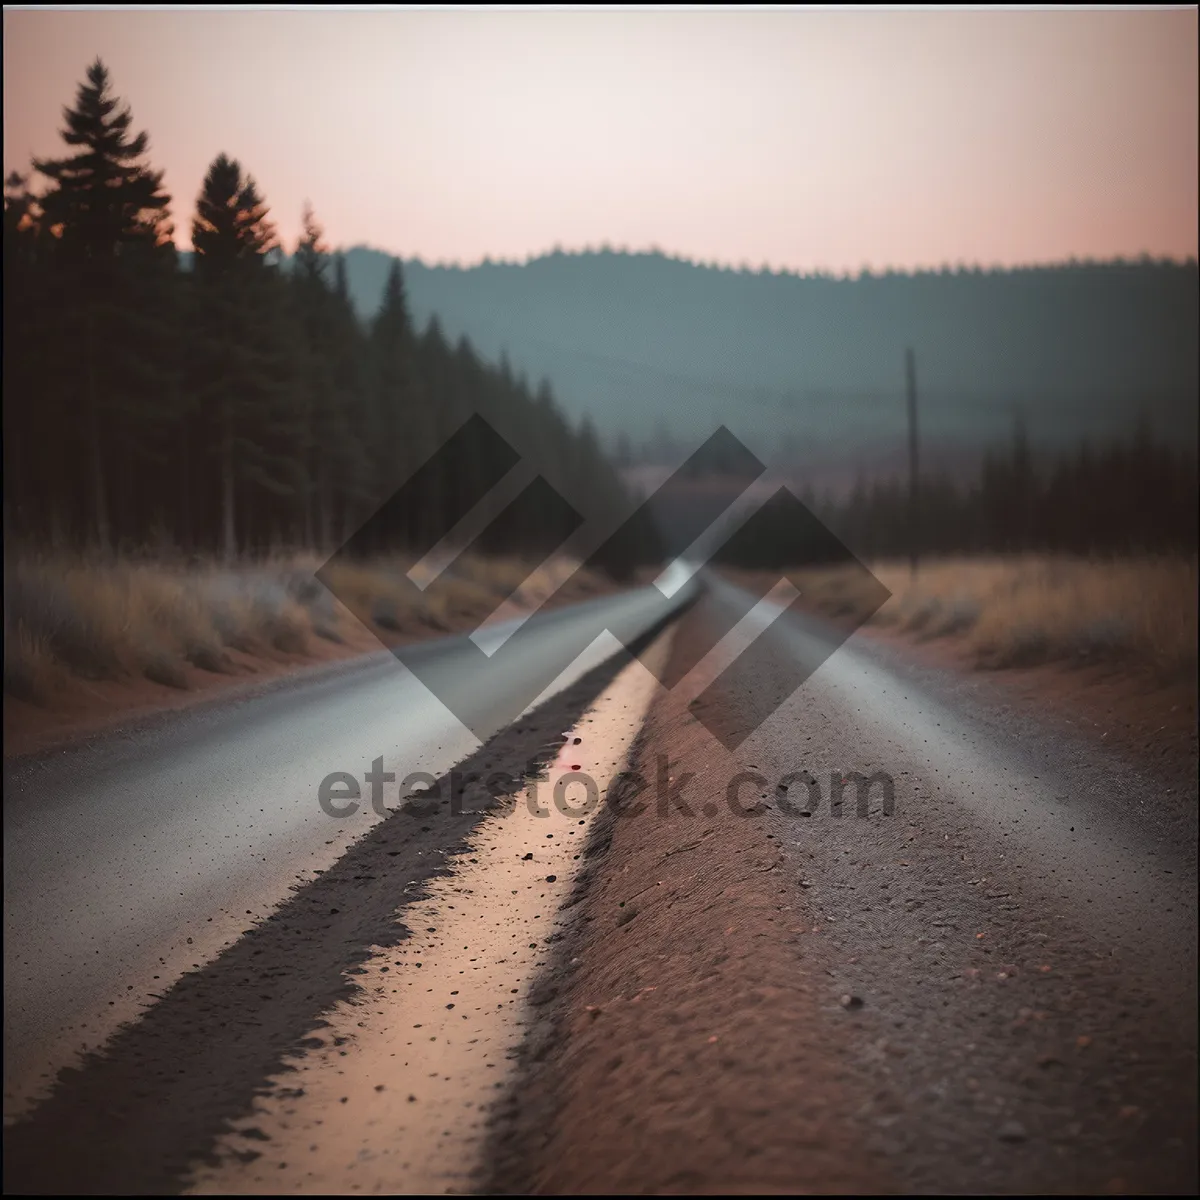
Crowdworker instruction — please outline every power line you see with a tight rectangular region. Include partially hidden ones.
[442,316,1183,421]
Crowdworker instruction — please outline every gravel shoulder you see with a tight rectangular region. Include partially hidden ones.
[488,587,1198,1195]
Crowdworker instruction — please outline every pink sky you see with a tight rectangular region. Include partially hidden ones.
[4,6,1197,271]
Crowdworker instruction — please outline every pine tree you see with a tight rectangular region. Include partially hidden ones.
[192,155,276,269]
[289,204,364,548]
[3,171,46,545]
[33,59,173,548]
[191,154,295,561]
[34,59,171,263]
[291,202,330,543]
[293,201,329,286]
[329,253,374,542]
[369,259,431,545]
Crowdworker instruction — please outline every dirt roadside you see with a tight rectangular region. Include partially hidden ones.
[486,592,1197,1196]
[854,623,1197,789]
[2,573,622,761]
[716,566,1197,789]
[487,601,896,1195]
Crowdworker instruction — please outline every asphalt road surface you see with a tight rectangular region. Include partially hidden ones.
[3,578,694,1126]
[4,570,1196,1195]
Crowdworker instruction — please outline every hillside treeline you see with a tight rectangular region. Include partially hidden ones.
[331,246,1199,454]
[2,60,641,570]
[716,420,1199,570]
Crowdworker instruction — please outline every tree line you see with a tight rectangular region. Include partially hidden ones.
[2,59,646,571]
[715,419,1199,570]
[328,244,1198,454]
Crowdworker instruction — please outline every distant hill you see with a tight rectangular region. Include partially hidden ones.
[332,247,1197,472]
[179,246,1196,475]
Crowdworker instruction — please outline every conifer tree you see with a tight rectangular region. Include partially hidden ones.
[370,260,433,544]
[191,154,295,561]
[289,204,365,548]
[33,59,173,547]
[34,59,171,262]
[328,253,374,542]
[3,171,45,544]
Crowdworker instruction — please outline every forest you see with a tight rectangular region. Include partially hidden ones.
[2,60,641,570]
[4,59,1195,583]
[329,245,1199,459]
[715,418,1200,570]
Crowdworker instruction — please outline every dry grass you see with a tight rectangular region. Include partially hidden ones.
[314,555,493,634]
[455,554,600,608]
[768,555,1198,680]
[3,550,612,706]
[3,620,67,705]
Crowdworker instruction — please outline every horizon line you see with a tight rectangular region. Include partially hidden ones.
[174,240,1200,277]
[328,241,1200,276]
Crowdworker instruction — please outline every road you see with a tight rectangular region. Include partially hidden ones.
[4,570,1196,1194]
[495,574,1198,1195]
[3,578,693,1127]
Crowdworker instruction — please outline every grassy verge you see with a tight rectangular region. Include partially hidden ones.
[728,555,1197,682]
[3,551,610,707]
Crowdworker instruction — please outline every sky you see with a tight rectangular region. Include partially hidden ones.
[3,6,1197,272]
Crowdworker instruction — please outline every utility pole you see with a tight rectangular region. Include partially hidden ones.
[906,347,920,578]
